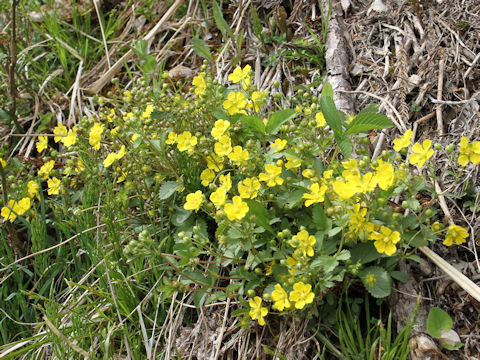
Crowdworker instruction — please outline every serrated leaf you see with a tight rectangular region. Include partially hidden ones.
[322,82,334,98]
[357,103,379,115]
[345,113,394,135]
[205,291,227,305]
[359,266,392,298]
[158,181,181,200]
[265,109,297,135]
[336,134,352,158]
[350,243,380,265]
[240,115,265,134]
[320,95,343,135]
[427,307,452,338]
[191,38,213,62]
[244,199,274,234]
[335,249,350,261]
[213,1,234,41]
[171,208,192,226]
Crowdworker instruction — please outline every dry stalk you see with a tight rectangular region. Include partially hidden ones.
[84,0,185,94]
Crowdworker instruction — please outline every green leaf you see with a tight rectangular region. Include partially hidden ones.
[310,255,339,273]
[244,200,274,234]
[239,115,265,134]
[336,134,352,158]
[350,242,382,264]
[322,82,334,98]
[335,249,350,261]
[265,109,297,135]
[191,38,213,62]
[345,113,394,135]
[359,266,392,298]
[158,181,181,200]
[213,1,234,41]
[312,205,328,230]
[357,103,379,115]
[320,96,342,135]
[205,291,227,305]
[427,307,453,338]
[171,207,192,226]
[389,270,408,283]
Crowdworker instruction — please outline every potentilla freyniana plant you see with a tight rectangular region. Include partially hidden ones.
[1,64,477,327]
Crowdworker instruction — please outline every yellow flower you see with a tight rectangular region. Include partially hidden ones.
[206,153,224,172]
[141,104,154,120]
[184,191,203,211]
[224,196,249,221]
[285,156,302,169]
[358,172,377,193]
[259,164,283,187]
[1,197,31,221]
[228,145,249,166]
[332,178,357,200]
[393,129,413,152]
[210,186,227,208]
[271,284,290,311]
[369,226,401,256]
[458,136,480,167]
[192,73,207,96]
[219,173,232,191]
[131,133,140,142]
[249,296,268,326]
[15,197,31,215]
[36,136,48,152]
[302,169,315,179]
[38,160,55,180]
[238,177,261,199]
[315,112,326,127]
[211,119,231,139]
[303,182,327,207]
[62,127,78,147]
[103,153,118,168]
[53,123,67,143]
[271,138,287,153]
[27,181,40,198]
[103,145,126,168]
[47,177,61,195]
[347,203,369,239]
[1,200,17,221]
[249,90,267,111]
[374,160,394,190]
[166,132,177,145]
[89,123,104,151]
[223,91,248,115]
[177,131,197,153]
[214,135,232,157]
[409,140,434,168]
[228,65,251,86]
[443,224,469,246]
[289,282,315,310]
[290,230,316,257]
[0,157,6,168]
[200,168,215,186]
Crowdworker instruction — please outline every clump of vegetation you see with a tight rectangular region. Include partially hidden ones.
[1,62,476,357]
